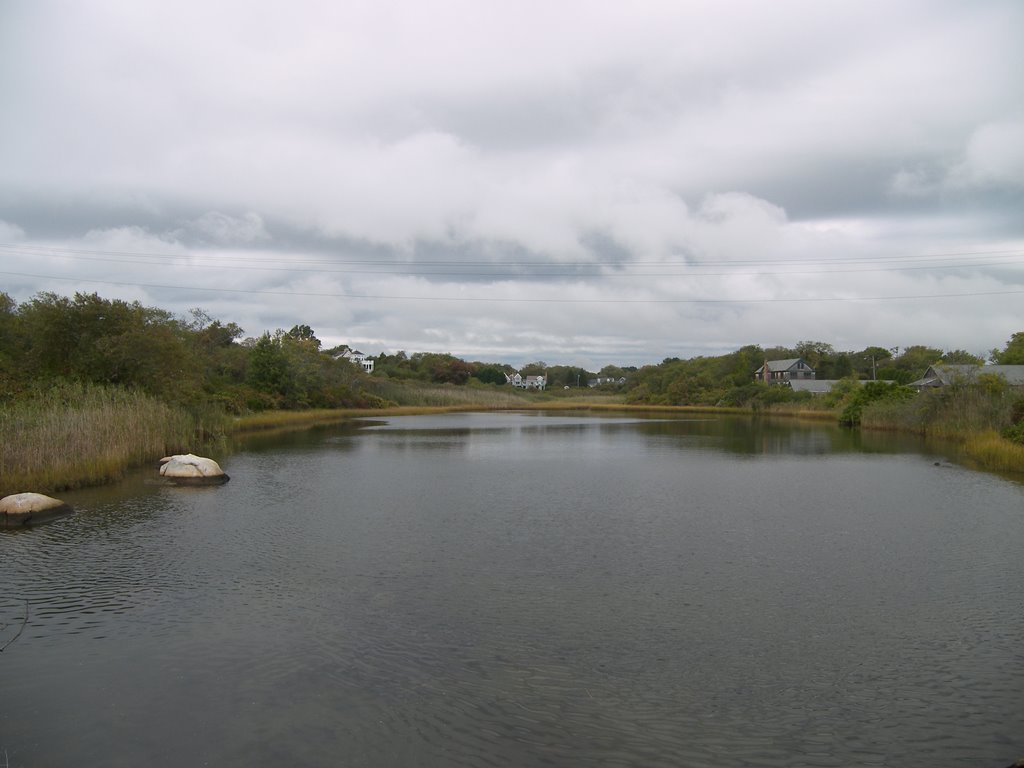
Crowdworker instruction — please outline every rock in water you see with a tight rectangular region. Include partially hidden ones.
[159,454,230,484]
[0,492,74,528]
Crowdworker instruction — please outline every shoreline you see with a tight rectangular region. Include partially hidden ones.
[3,401,1021,499]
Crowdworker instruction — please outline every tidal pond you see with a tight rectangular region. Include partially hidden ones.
[2,412,1022,767]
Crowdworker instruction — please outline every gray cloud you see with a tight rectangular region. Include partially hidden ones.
[1,0,1022,367]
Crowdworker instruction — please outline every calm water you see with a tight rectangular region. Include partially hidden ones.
[2,412,1022,767]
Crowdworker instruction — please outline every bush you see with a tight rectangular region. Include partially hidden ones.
[839,382,917,426]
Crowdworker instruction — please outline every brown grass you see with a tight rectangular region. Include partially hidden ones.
[960,430,1024,474]
[0,383,211,495]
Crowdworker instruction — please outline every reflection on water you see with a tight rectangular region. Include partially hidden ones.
[2,412,1022,767]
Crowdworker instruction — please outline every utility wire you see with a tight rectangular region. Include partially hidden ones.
[0,246,1019,274]
[3,269,1023,304]
[3,251,1022,278]
[1,244,1022,278]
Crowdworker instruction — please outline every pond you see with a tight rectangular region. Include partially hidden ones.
[2,412,1022,767]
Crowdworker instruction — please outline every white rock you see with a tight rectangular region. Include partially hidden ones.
[159,453,229,482]
[1,492,74,527]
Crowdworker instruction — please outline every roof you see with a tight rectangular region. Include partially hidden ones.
[789,379,839,394]
[755,358,811,373]
[911,364,1024,388]
[790,379,894,394]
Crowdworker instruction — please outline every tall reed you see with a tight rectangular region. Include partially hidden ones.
[961,430,1024,474]
[369,380,533,408]
[860,382,1024,473]
[861,383,1016,436]
[0,382,212,495]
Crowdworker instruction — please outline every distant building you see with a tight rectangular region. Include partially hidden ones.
[754,358,815,383]
[505,371,546,390]
[332,347,375,373]
[788,379,840,395]
[587,376,627,388]
[910,364,1024,389]
[789,379,890,395]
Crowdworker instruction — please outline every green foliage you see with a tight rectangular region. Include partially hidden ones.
[941,349,984,365]
[0,291,377,415]
[860,377,1020,440]
[822,376,862,408]
[795,340,834,371]
[544,365,595,388]
[838,381,917,426]
[991,331,1024,364]
[1002,396,1024,445]
[889,345,943,381]
[472,364,508,386]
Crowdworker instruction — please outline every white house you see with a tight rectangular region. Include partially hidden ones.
[505,371,546,390]
[333,347,375,373]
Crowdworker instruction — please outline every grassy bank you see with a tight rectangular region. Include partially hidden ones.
[0,383,226,496]
[369,380,536,409]
[6,379,1020,498]
[861,383,1024,474]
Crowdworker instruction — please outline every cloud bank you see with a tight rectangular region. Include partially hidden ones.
[1,0,1022,367]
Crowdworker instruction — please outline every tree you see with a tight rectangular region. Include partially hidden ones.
[991,332,1024,364]
[286,324,320,348]
[247,332,292,406]
[829,353,853,379]
[838,381,917,426]
[889,345,943,381]
[472,364,508,386]
[850,346,893,379]
[0,292,20,395]
[941,349,984,365]
[795,340,835,370]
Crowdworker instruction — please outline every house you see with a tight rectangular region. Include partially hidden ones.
[505,372,546,390]
[910,364,1024,389]
[789,379,892,395]
[789,379,840,395]
[753,358,815,383]
[587,376,627,388]
[332,347,375,373]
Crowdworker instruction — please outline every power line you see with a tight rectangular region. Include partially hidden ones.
[3,269,1023,304]
[1,244,1022,279]
[4,246,1019,274]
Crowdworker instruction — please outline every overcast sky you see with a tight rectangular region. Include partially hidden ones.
[1,1,1022,368]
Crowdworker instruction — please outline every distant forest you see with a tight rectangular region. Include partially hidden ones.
[1,291,1022,412]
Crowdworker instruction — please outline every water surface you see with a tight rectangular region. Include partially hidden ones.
[2,412,1022,766]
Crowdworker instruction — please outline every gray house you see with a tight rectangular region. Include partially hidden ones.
[754,358,816,383]
[911,364,1024,389]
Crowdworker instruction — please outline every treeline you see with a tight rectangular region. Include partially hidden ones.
[0,291,385,412]
[3,291,1022,416]
[621,340,997,408]
[373,352,629,390]
[5,290,1021,492]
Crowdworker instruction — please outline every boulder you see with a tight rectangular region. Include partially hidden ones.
[159,453,230,484]
[1,492,74,528]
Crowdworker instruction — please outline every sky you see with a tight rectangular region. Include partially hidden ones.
[1,0,1022,369]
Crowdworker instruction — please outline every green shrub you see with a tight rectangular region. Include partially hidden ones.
[839,382,917,426]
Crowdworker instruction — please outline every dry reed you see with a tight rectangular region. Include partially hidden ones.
[0,383,204,495]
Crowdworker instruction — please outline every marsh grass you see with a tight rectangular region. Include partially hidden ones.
[862,383,1024,474]
[369,380,536,408]
[861,384,1017,436]
[0,382,217,495]
[961,430,1024,473]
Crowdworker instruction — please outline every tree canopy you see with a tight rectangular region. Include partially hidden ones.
[1,289,1015,415]
[991,332,1024,365]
